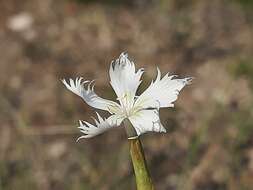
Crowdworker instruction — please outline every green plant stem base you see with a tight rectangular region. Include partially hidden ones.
[128,138,155,190]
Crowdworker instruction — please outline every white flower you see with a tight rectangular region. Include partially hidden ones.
[62,53,192,141]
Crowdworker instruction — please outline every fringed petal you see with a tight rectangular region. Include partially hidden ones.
[128,109,166,136]
[76,113,124,141]
[109,53,144,109]
[62,77,120,112]
[134,68,193,109]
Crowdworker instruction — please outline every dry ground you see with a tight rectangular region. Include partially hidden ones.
[0,0,253,189]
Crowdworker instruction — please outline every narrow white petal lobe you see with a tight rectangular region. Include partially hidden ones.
[135,68,192,109]
[109,53,144,109]
[62,77,120,112]
[128,109,166,136]
[77,113,124,141]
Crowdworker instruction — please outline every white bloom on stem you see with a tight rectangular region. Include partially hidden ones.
[62,53,192,140]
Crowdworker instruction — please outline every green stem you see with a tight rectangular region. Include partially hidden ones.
[124,119,154,190]
[129,138,154,190]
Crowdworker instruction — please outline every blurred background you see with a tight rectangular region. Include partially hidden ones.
[0,0,253,189]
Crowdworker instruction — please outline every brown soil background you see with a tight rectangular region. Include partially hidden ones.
[0,0,253,189]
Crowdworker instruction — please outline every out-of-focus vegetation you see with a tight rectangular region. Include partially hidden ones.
[0,0,253,189]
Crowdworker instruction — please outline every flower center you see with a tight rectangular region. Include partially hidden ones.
[117,92,136,117]
[108,92,144,119]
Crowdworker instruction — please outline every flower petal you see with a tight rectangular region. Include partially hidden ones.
[77,113,124,140]
[109,52,144,109]
[62,77,120,112]
[134,68,192,109]
[128,109,166,136]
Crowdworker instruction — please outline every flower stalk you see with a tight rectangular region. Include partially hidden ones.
[124,119,154,190]
[129,138,154,190]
